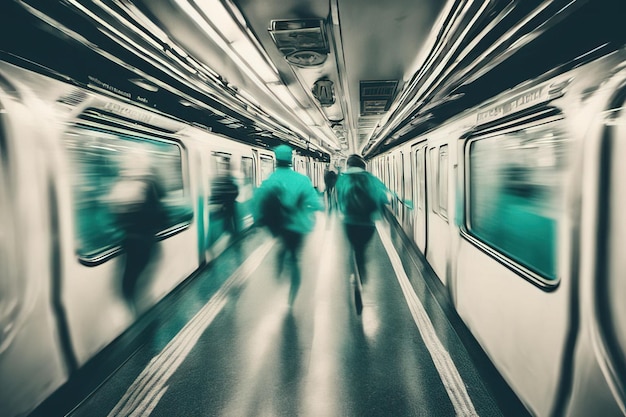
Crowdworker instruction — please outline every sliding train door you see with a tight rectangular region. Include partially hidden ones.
[0,86,68,417]
[567,90,626,417]
[411,142,427,252]
[425,142,450,283]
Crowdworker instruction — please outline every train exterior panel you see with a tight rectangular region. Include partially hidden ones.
[0,73,69,416]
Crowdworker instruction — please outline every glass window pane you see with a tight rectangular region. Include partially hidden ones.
[429,148,438,213]
[439,145,448,217]
[240,157,255,201]
[416,148,425,210]
[467,124,569,280]
[64,127,192,260]
[260,157,274,181]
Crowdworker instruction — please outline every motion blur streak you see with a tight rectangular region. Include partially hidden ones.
[303,214,343,417]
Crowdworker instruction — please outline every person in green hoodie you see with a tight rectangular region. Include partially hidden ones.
[253,144,324,306]
[336,154,390,286]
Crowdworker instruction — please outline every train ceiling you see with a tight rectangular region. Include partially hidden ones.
[1,0,624,159]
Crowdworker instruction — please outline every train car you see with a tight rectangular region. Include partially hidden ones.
[373,47,626,416]
[0,60,287,417]
[293,152,328,193]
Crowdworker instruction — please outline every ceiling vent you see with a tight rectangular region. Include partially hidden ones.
[360,80,398,115]
[269,19,328,67]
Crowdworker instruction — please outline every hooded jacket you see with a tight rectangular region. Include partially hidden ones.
[253,166,324,234]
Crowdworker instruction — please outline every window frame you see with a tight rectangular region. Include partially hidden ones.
[438,145,449,220]
[259,156,274,183]
[461,115,566,289]
[66,123,193,266]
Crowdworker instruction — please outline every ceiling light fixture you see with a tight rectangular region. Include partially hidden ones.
[183,0,280,84]
[266,83,300,109]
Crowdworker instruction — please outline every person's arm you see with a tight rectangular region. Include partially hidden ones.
[374,176,413,210]
[303,178,325,211]
[371,175,391,207]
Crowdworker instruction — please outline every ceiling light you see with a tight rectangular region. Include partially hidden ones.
[194,0,240,40]
[295,109,315,125]
[184,0,280,84]
[267,83,299,109]
[230,38,279,83]
[129,78,159,92]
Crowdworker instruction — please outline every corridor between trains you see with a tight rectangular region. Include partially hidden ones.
[40,212,526,417]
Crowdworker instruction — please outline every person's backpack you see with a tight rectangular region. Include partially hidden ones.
[324,170,337,189]
[258,185,292,236]
[342,172,378,217]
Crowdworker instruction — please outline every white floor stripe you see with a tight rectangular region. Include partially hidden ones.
[107,239,275,417]
[376,223,479,417]
[304,215,341,417]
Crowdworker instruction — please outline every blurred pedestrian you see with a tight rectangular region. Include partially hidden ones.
[108,158,166,310]
[323,168,338,213]
[336,154,390,284]
[253,144,324,306]
[209,156,239,238]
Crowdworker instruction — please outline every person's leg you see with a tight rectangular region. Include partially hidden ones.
[276,237,287,277]
[325,189,332,213]
[345,224,375,283]
[224,204,236,235]
[282,230,304,306]
[122,238,153,304]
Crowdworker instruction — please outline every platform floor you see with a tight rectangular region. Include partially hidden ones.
[63,213,526,417]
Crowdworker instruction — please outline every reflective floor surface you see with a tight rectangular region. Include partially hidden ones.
[67,213,521,417]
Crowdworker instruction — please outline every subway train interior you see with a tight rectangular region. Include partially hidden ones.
[1,0,626,416]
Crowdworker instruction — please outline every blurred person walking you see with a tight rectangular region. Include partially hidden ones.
[336,154,390,288]
[108,157,166,311]
[323,168,338,213]
[209,156,240,239]
[253,144,324,306]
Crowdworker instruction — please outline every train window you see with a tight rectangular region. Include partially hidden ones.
[416,148,425,210]
[208,152,237,202]
[212,152,232,177]
[400,152,406,201]
[240,156,255,201]
[64,126,192,262]
[466,124,568,281]
[429,147,438,214]
[386,156,392,191]
[438,145,449,219]
[297,158,306,176]
[260,157,274,182]
[398,153,405,207]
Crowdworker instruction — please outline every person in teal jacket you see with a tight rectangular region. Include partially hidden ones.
[336,154,390,285]
[253,144,324,306]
